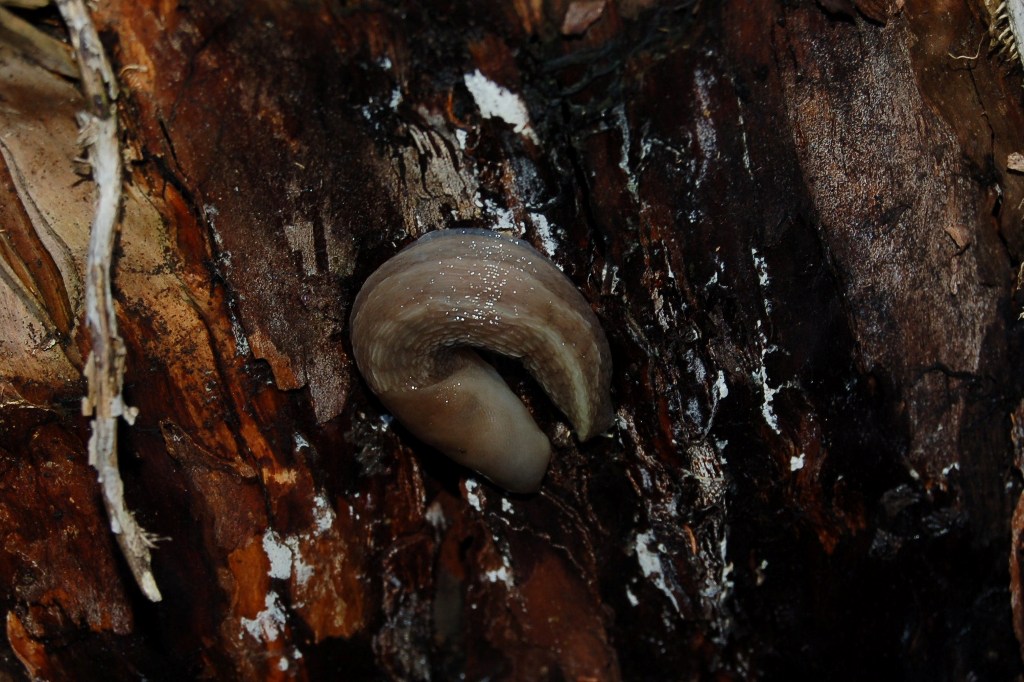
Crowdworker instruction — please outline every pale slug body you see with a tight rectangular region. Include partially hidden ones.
[349,228,613,493]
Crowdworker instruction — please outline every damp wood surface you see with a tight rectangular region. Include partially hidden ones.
[1,0,1023,679]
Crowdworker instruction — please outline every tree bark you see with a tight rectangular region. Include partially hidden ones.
[1,0,1022,679]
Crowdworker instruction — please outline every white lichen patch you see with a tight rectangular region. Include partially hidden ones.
[228,312,250,357]
[693,68,718,189]
[425,500,447,529]
[614,104,640,202]
[484,562,513,587]
[260,492,336,588]
[474,192,520,235]
[634,530,680,612]
[735,93,754,177]
[530,211,558,256]
[652,289,674,331]
[714,370,729,401]
[602,262,622,295]
[240,591,287,642]
[464,478,484,511]
[686,397,704,430]
[263,530,294,581]
[715,535,735,598]
[262,530,314,586]
[752,314,783,435]
[751,247,771,313]
[754,360,781,435]
[463,70,538,143]
[312,491,335,534]
[790,453,806,472]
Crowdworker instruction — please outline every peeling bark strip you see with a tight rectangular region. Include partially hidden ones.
[55,0,161,603]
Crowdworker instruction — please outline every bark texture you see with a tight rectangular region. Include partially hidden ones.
[1,0,1023,679]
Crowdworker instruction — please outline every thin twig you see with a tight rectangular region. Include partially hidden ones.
[55,0,162,602]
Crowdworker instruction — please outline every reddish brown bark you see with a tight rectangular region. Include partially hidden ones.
[1,0,1023,679]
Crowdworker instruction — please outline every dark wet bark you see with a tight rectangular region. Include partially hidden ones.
[1,0,1023,679]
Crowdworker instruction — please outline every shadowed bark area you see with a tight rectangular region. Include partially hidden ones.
[1,0,1023,679]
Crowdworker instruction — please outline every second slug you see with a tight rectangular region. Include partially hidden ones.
[349,228,613,493]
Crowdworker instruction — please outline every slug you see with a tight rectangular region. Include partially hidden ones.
[349,228,613,493]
